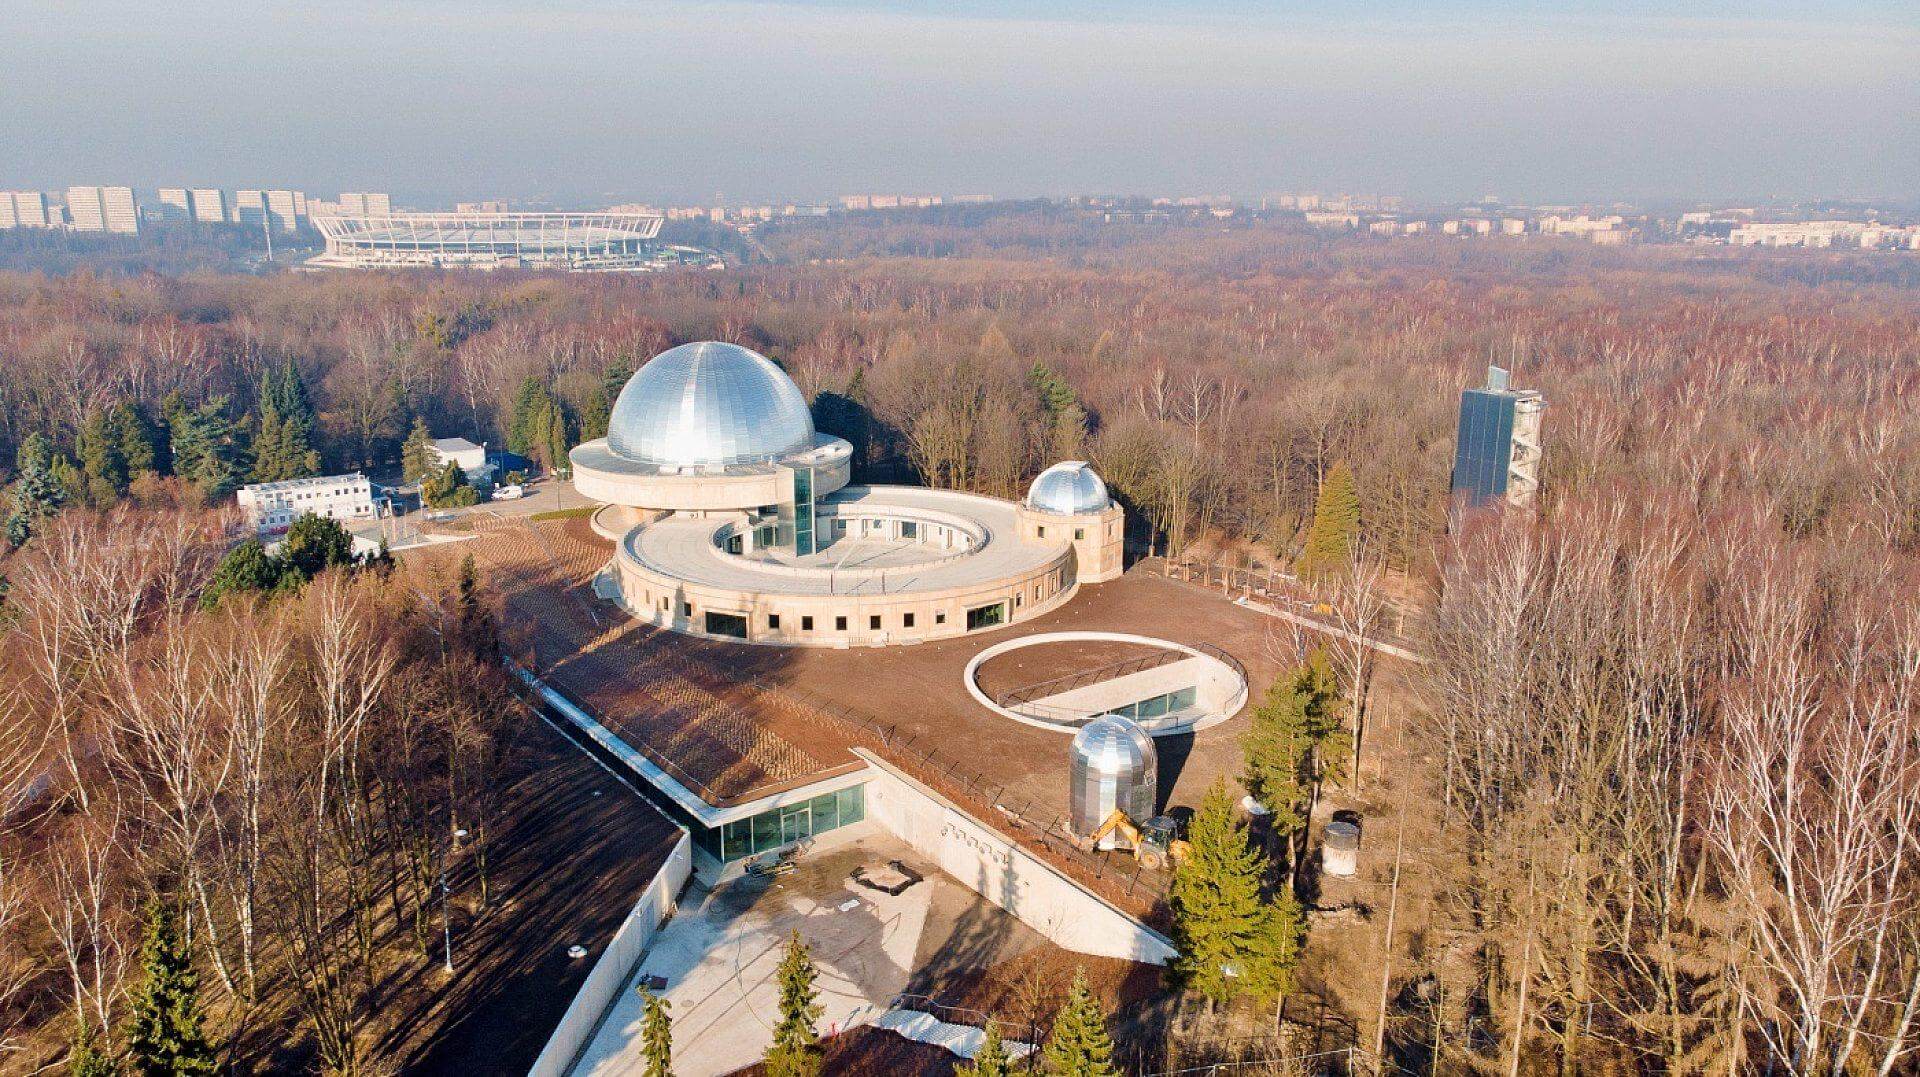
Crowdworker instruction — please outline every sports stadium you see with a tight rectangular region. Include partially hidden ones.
[307,210,704,271]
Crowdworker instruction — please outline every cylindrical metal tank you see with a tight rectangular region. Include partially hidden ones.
[1069,714,1157,846]
[1323,819,1361,877]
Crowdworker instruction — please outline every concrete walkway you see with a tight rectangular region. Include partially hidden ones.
[873,1009,1037,1060]
[570,838,935,1077]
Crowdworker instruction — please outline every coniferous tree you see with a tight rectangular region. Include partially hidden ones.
[401,416,439,485]
[506,377,548,457]
[280,515,355,582]
[1295,460,1360,581]
[7,432,68,547]
[77,408,128,506]
[454,553,499,658]
[168,397,246,499]
[640,989,673,1077]
[1041,970,1117,1077]
[1242,646,1349,869]
[125,899,217,1076]
[200,539,285,609]
[110,401,161,479]
[765,930,822,1077]
[252,359,320,482]
[68,1018,118,1077]
[423,460,478,507]
[1167,782,1304,1010]
[956,1018,1011,1077]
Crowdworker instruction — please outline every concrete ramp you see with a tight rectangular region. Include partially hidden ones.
[873,1009,1037,1060]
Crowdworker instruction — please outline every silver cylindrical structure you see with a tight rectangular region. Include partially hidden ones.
[1323,819,1361,877]
[1069,714,1157,844]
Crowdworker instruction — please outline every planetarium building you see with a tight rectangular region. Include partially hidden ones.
[572,342,1124,646]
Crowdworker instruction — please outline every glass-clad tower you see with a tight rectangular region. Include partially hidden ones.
[1451,366,1546,508]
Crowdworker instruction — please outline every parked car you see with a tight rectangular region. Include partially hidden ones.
[493,484,525,500]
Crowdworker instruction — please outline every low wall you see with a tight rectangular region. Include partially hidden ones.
[859,750,1175,965]
[527,830,694,1077]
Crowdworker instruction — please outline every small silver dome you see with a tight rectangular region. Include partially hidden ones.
[606,342,815,468]
[1070,714,1157,837]
[1027,461,1111,516]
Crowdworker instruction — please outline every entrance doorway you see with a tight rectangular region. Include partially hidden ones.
[779,805,811,845]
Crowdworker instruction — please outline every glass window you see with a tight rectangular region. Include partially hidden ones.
[809,792,839,832]
[936,611,947,625]
[1170,685,1198,710]
[1074,528,1085,540]
[869,615,881,630]
[1139,693,1170,718]
[837,785,866,826]
[768,614,781,629]
[802,615,814,631]
[723,820,753,861]
[1037,526,1046,538]
[903,613,915,628]
[751,810,781,854]
[836,615,848,631]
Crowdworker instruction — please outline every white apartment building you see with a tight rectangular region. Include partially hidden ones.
[1728,221,1869,248]
[232,189,264,226]
[339,191,392,216]
[266,190,302,232]
[237,473,376,534]
[0,192,43,229]
[65,186,139,234]
[157,188,192,219]
[190,188,227,223]
[1501,218,1527,235]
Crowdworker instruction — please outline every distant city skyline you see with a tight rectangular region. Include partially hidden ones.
[5,0,1916,206]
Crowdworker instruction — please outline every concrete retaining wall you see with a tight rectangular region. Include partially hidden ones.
[527,830,694,1077]
[858,750,1175,965]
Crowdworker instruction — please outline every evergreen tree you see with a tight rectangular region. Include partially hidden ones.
[765,930,822,1077]
[1041,970,1117,1077]
[280,514,355,582]
[68,1018,118,1077]
[1167,782,1303,1009]
[251,359,320,482]
[1295,460,1361,580]
[125,899,217,1076]
[1242,647,1347,866]
[640,988,673,1077]
[77,408,128,506]
[200,540,285,609]
[110,401,161,479]
[7,432,68,548]
[956,1019,1011,1077]
[168,397,246,500]
[401,417,438,485]
[506,377,548,457]
[454,553,498,658]
[423,460,478,508]
[578,361,632,442]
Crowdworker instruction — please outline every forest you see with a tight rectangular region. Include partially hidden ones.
[1,227,1917,1073]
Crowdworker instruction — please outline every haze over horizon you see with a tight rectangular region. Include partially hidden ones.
[4,0,1915,207]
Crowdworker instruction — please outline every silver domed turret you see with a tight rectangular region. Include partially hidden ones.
[1026,461,1111,516]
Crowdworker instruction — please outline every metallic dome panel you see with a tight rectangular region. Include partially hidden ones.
[606,342,815,468]
[1069,714,1157,837]
[1026,461,1112,516]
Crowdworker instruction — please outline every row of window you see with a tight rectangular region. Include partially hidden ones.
[1034,524,1088,541]
[1108,685,1201,722]
[691,784,868,863]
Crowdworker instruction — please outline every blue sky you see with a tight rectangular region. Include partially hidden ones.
[3,0,1914,206]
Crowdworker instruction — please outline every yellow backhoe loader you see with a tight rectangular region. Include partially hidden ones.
[1081,810,1190,869]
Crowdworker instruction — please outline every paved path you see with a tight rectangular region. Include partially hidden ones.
[1232,596,1428,663]
[571,839,935,1077]
[872,1009,1036,1060]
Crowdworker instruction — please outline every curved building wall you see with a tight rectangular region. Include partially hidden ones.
[608,534,1078,647]
[1014,502,1125,583]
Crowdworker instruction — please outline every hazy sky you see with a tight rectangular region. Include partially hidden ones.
[4,0,1915,206]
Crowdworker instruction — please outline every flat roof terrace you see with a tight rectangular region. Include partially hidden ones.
[621,486,1061,597]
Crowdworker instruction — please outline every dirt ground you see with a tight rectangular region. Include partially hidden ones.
[374,716,682,1076]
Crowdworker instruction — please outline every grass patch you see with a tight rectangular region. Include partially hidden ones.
[529,506,598,522]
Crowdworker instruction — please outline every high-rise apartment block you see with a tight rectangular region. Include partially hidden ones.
[190,188,227,223]
[339,191,391,216]
[0,191,52,229]
[65,186,139,234]
[157,188,192,219]
[265,190,302,231]
[1451,366,1546,508]
[232,190,265,227]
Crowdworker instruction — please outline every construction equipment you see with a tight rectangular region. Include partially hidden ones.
[1081,809,1190,869]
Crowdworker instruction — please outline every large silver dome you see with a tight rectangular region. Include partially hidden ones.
[606,342,815,468]
[1027,461,1111,516]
